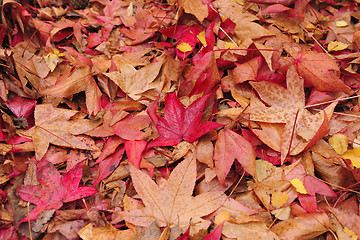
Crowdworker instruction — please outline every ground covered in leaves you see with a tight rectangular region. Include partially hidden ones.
[0,0,360,239]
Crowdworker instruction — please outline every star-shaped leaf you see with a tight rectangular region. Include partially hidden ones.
[17,162,97,224]
[121,154,235,231]
[21,104,101,160]
[147,92,223,148]
[248,66,336,163]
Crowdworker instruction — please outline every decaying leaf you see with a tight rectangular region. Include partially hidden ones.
[121,154,228,234]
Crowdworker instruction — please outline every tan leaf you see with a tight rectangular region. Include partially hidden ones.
[105,56,164,102]
[270,213,331,240]
[248,65,336,162]
[222,221,280,240]
[20,104,101,160]
[41,66,102,115]
[178,0,208,22]
[121,154,227,233]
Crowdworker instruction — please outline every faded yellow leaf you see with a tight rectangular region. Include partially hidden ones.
[271,206,291,221]
[289,178,307,194]
[329,133,348,154]
[328,41,349,51]
[255,159,274,182]
[197,30,206,45]
[214,210,231,225]
[271,192,289,209]
[341,148,360,168]
[336,20,348,27]
[44,52,61,72]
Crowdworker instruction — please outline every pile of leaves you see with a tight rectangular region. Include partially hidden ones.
[0,0,360,239]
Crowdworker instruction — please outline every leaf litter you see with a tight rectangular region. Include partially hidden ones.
[0,0,359,239]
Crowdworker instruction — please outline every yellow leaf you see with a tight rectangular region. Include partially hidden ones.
[44,52,60,72]
[329,133,348,154]
[224,41,237,49]
[328,41,349,52]
[177,42,193,53]
[289,178,308,194]
[341,148,360,168]
[214,210,231,225]
[255,159,274,182]
[197,30,206,46]
[343,227,357,240]
[271,192,289,209]
[271,206,291,220]
[336,20,348,27]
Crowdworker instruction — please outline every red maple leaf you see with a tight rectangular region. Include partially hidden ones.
[16,161,97,224]
[147,92,223,148]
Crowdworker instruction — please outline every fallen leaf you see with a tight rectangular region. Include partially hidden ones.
[271,213,331,240]
[121,154,228,232]
[147,92,223,148]
[178,0,208,22]
[17,162,97,224]
[249,65,336,162]
[214,128,256,185]
[20,104,101,160]
[294,51,354,95]
[328,133,348,155]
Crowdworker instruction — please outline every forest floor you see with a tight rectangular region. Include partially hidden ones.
[0,0,360,239]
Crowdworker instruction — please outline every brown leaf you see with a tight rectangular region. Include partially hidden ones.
[294,51,354,95]
[121,154,227,233]
[222,221,279,240]
[270,213,331,240]
[20,104,101,160]
[178,0,208,22]
[105,55,165,102]
[248,65,336,162]
[41,66,102,115]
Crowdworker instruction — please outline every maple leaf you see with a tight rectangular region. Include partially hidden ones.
[5,96,36,129]
[294,51,354,95]
[147,92,223,148]
[248,66,336,163]
[121,154,228,231]
[41,65,102,115]
[286,162,336,213]
[179,52,221,97]
[214,128,256,185]
[19,104,101,160]
[178,0,208,22]
[17,161,97,224]
[104,55,165,101]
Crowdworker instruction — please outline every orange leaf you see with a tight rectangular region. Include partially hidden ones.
[214,129,256,185]
[294,51,354,95]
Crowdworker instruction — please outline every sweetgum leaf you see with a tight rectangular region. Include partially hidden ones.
[17,162,97,224]
[147,92,223,148]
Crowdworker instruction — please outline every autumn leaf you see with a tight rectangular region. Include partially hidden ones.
[214,128,256,185]
[271,213,331,239]
[19,104,101,160]
[286,162,336,213]
[147,92,223,148]
[121,154,228,232]
[17,161,97,224]
[179,52,221,97]
[178,0,208,22]
[41,65,102,115]
[104,55,165,101]
[294,51,354,95]
[248,65,336,162]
